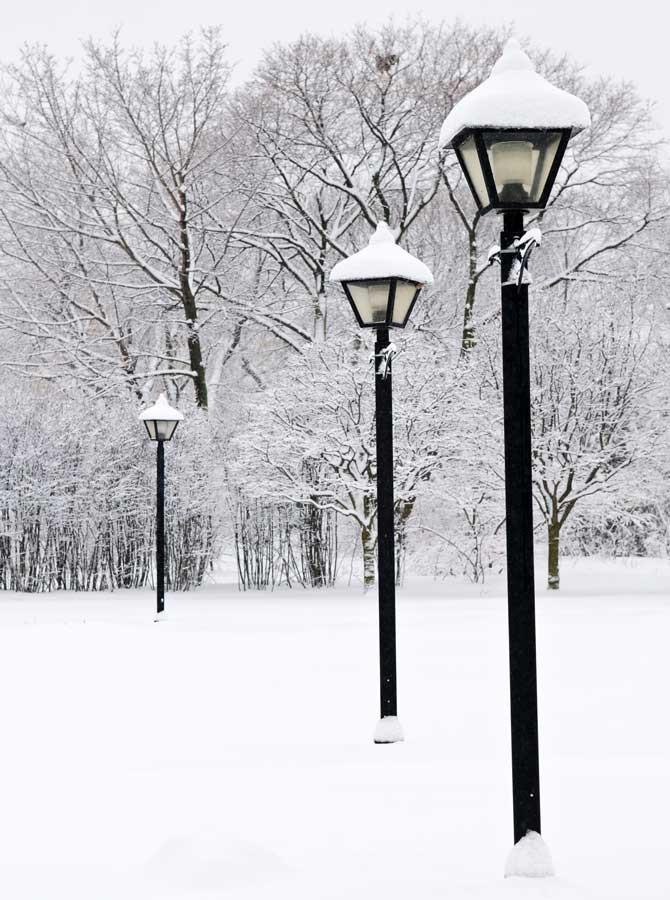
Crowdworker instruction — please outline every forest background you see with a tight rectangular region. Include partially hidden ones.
[0,19,667,594]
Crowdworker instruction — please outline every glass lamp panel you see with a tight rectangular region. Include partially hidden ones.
[390,280,420,327]
[456,135,489,207]
[143,420,157,441]
[483,130,563,205]
[347,280,392,326]
[155,419,179,441]
[528,133,562,201]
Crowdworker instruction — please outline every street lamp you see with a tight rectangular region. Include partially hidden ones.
[140,393,184,620]
[330,222,433,743]
[439,39,589,864]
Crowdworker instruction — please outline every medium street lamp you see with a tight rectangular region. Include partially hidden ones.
[140,393,184,620]
[330,223,433,743]
[439,39,589,864]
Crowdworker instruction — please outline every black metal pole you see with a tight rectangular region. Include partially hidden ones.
[374,326,398,725]
[156,439,165,616]
[500,210,541,843]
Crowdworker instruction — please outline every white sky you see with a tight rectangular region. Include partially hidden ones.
[1,0,667,135]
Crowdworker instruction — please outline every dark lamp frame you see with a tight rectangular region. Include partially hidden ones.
[453,127,571,214]
[341,277,423,329]
[142,419,180,442]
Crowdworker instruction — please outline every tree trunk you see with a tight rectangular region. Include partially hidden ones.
[178,186,208,410]
[460,230,479,355]
[312,292,326,342]
[547,517,560,590]
[183,297,208,410]
[303,502,325,587]
[395,497,415,585]
[361,525,376,592]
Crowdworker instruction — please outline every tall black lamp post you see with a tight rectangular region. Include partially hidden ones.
[140,393,184,621]
[330,223,433,743]
[439,39,589,861]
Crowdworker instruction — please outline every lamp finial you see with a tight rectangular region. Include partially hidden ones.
[369,222,396,246]
[493,39,535,76]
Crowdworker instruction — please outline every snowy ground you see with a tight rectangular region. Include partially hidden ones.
[0,557,669,899]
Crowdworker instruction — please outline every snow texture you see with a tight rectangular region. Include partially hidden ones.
[439,39,591,147]
[373,715,405,743]
[504,831,555,878]
[0,557,669,898]
[329,222,434,284]
[139,392,184,422]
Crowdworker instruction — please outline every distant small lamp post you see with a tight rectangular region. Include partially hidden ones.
[330,223,433,743]
[140,393,184,620]
[439,39,589,859]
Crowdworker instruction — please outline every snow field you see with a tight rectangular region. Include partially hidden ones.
[0,557,667,898]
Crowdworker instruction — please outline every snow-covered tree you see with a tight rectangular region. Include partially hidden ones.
[230,332,465,588]
[0,378,224,590]
[0,19,667,593]
[0,31,242,407]
[530,284,659,589]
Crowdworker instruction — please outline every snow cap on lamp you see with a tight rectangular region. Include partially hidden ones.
[330,223,433,285]
[140,392,184,441]
[439,39,590,149]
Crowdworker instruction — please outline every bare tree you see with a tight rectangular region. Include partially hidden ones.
[0,31,247,407]
[530,285,658,589]
[229,21,507,344]
[230,334,462,588]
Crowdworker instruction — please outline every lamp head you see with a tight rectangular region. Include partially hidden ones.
[139,393,184,441]
[330,223,433,328]
[439,40,590,213]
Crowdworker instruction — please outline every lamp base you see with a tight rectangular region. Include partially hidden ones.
[153,610,166,624]
[504,831,554,878]
[373,716,404,744]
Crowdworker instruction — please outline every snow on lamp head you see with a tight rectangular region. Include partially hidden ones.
[139,393,184,442]
[438,39,590,213]
[329,223,434,329]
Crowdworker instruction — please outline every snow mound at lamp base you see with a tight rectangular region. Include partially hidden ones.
[153,610,166,623]
[373,716,404,744]
[504,831,555,878]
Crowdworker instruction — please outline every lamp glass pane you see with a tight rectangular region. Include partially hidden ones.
[390,280,420,327]
[347,280,391,325]
[457,135,489,206]
[483,130,562,205]
[155,419,179,441]
[143,420,157,441]
[531,133,562,201]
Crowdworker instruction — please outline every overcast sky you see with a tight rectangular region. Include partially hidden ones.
[1,0,667,135]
